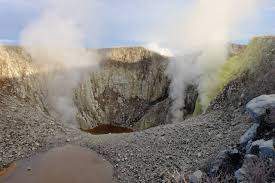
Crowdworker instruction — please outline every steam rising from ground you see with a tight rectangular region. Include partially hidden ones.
[167,0,260,122]
[18,0,261,124]
[145,42,173,57]
[20,0,99,125]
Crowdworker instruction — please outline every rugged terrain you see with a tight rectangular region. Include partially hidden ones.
[76,48,170,130]
[0,91,250,182]
[1,36,275,182]
[0,46,171,131]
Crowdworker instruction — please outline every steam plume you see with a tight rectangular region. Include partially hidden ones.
[167,0,260,122]
[20,0,99,125]
[145,42,173,57]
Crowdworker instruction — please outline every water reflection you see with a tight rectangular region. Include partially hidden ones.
[0,145,113,183]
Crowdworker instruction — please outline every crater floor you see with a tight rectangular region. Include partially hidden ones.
[0,92,250,183]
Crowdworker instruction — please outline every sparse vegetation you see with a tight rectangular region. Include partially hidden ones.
[162,169,189,183]
[193,36,275,114]
[164,157,275,183]
[242,158,275,183]
[163,169,234,183]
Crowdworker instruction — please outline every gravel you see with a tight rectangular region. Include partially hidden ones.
[0,92,251,182]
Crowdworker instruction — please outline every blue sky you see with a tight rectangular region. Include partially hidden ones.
[0,0,274,48]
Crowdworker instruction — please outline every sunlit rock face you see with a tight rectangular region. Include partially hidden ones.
[0,46,171,130]
[75,47,170,130]
[0,42,258,131]
[0,46,47,111]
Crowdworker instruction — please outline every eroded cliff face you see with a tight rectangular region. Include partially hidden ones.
[75,48,170,130]
[0,46,47,111]
[0,46,170,130]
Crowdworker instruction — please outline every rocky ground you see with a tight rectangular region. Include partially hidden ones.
[0,91,251,182]
[1,37,274,182]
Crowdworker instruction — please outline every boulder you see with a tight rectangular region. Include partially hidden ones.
[188,170,204,183]
[234,168,247,183]
[208,149,242,176]
[246,94,275,123]
[234,155,258,183]
[259,147,275,159]
[247,139,275,158]
[240,123,260,147]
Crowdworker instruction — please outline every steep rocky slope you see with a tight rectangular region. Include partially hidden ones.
[0,46,170,130]
[210,36,275,111]
[0,44,244,130]
[184,36,275,182]
[192,37,275,114]
[76,47,170,130]
[0,46,46,110]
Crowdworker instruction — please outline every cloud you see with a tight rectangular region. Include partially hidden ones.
[0,0,273,48]
[0,0,44,7]
[0,39,17,44]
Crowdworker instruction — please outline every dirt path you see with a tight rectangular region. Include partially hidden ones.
[0,92,250,182]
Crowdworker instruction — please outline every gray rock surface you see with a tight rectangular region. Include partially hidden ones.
[0,92,250,182]
[247,139,275,158]
[208,149,242,177]
[189,170,204,183]
[246,94,275,122]
[240,123,259,146]
[0,46,171,130]
[75,47,170,130]
[2,38,274,182]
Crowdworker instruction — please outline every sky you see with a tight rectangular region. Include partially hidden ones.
[0,0,274,48]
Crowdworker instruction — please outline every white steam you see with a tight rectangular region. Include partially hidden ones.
[145,42,173,57]
[20,0,99,125]
[167,0,260,122]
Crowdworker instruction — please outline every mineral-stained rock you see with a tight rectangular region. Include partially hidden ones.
[227,43,246,57]
[209,37,275,111]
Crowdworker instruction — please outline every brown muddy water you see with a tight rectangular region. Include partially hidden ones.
[82,124,134,135]
[0,163,16,178]
[0,145,113,183]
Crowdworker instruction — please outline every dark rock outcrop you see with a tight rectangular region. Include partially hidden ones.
[201,94,275,183]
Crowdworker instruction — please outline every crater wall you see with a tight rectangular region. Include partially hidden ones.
[0,46,171,130]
